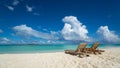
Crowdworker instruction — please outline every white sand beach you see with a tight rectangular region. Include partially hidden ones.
[0,47,120,68]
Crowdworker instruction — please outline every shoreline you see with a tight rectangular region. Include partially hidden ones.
[0,46,119,54]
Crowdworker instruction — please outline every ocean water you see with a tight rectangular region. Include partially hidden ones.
[0,44,119,54]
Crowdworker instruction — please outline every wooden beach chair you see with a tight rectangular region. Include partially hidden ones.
[65,43,88,57]
[85,42,105,54]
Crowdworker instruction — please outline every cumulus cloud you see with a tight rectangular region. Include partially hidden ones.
[0,37,10,44]
[61,16,90,42]
[6,5,14,11]
[97,26,120,43]
[26,5,33,12]
[13,24,58,40]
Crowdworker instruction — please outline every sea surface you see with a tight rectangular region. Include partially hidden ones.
[0,44,119,54]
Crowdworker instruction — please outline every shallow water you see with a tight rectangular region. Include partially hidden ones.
[0,44,119,53]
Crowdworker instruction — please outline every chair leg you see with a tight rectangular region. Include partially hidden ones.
[97,49,102,54]
[93,51,97,55]
[98,51,101,54]
[79,54,83,58]
[84,51,90,57]
[96,50,102,54]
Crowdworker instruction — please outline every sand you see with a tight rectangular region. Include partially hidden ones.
[0,47,120,68]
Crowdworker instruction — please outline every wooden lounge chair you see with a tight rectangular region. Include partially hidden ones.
[85,42,105,54]
[65,43,88,57]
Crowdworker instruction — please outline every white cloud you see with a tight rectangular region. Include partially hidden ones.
[12,0,19,6]
[5,0,19,11]
[0,29,3,33]
[61,16,90,42]
[26,5,33,12]
[2,38,10,41]
[0,37,10,44]
[13,24,58,40]
[6,6,14,11]
[97,26,120,43]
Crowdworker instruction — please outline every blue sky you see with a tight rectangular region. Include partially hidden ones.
[0,0,120,44]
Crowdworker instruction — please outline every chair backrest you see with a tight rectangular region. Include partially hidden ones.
[91,42,99,50]
[75,43,87,52]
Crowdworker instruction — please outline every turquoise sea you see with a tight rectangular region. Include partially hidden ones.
[0,44,119,54]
